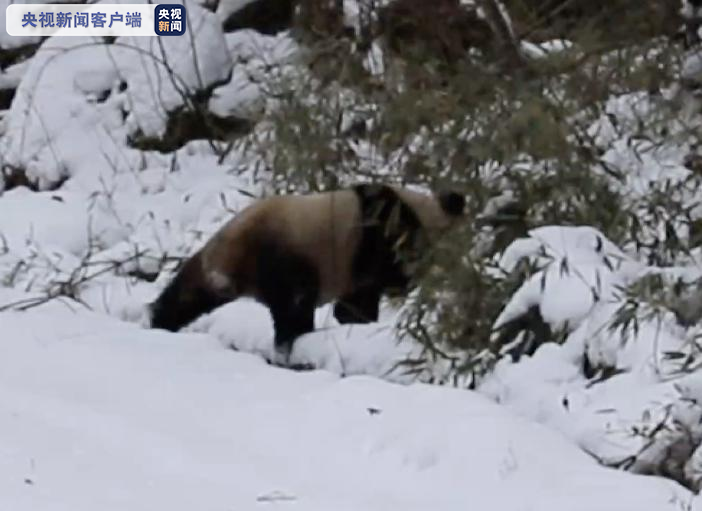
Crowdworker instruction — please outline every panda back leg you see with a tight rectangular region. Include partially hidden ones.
[256,241,319,363]
[333,286,381,324]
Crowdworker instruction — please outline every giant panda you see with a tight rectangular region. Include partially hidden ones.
[148,183,465,362]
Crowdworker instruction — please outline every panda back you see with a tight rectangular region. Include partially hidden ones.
[202,190,362,304]
[272,191,362,302]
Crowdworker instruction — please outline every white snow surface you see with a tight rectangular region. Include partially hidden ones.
[0,297,696,511]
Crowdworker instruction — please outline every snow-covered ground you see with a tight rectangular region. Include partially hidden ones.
[0,295,697,511]
[4,0,702,508]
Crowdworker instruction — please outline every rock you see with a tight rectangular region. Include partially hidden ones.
[219,0,295,34]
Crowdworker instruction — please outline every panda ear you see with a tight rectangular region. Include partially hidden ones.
[438,191,465,216]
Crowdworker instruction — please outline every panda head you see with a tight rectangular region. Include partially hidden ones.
[149,254,229,332]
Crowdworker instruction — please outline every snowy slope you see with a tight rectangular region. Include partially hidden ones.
[0,298,697,511]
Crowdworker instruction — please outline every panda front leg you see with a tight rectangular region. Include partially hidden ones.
[256,243,320,367]
[268,298,315,366]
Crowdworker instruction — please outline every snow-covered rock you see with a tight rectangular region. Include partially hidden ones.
[0,0,232,189]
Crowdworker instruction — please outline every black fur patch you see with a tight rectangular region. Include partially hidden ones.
[333,285,381,324]
[348,183,422,298]
[150,255,229,332]
[438,191,465,216]
[254,238,320,354]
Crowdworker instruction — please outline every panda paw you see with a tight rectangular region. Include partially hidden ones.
[267,346,316,372]
[269,345,291,367]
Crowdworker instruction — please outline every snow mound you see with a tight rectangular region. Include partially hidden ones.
[480,224,702,491]
[495,225,647,334]
[209,30,300,121]
[1,0,232,189]
[114,0,232,138]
